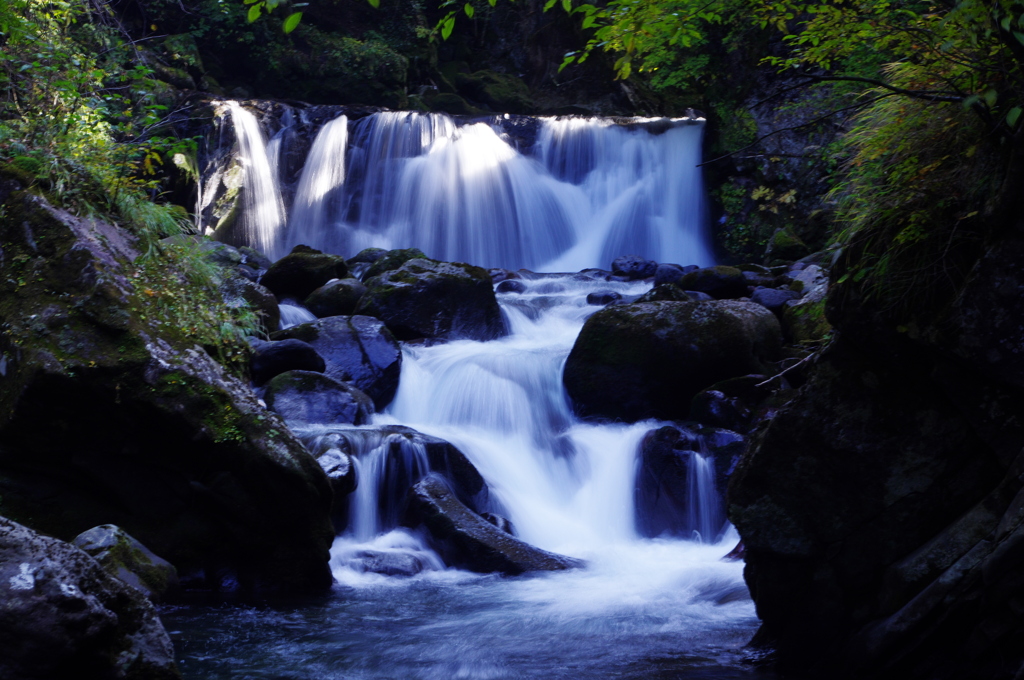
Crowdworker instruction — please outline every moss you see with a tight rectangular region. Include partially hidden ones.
[454,70,535,114]
[364,248,427,279]
[767,227,810,264]
[428,93,483,116]
[783,298,832,344]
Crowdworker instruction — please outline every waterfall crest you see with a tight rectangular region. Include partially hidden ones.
[225,102,286,258]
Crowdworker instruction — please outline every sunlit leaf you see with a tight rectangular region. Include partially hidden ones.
[282,11,302,33]
[441,15,455,39]
[247,4,262,23]
[464,3,474,18]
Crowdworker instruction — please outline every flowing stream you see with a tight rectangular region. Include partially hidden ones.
[165,106,770,679]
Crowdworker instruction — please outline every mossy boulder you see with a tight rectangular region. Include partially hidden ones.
[0,185,334,594]
[766,227,810,264]
[563,300,782,421]
[783,297,832,343]
[362,247,428,281]
[636,283,693,302]
[355,258,506,342]
[72,525,178,602]
[263,370,374,425]
[304,278,367,318]
[677,265,749,299]
[1,517,181,680]
[271,315,402,409]
[453,70,535,113]
[250,338,326,386]
[260,245,349,299]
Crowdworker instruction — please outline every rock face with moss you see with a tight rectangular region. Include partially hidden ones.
[0,516,181,680]
[0,180,334,594]
[563,300,782,422]
[728,232,1024,678]
[72,525,179,602]
[356,258,507,342]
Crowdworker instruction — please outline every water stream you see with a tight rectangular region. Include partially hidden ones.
[167,105,770,679]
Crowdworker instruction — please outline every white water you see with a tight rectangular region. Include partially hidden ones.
[225,102,286,258]
[223,106,713,271]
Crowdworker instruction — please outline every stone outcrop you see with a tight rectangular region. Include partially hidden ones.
[0,178,334,594]
[1,517,181,680]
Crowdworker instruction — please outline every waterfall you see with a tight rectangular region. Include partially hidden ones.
[225,102,287,258]
[687,450,725,542]
[218,106,712,271]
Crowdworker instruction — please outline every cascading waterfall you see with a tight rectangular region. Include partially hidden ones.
[225,102,286,258]
[221,105,713,271]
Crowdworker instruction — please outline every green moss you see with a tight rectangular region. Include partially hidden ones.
[453,70,535,113]
[783,299,832,344]
[364,248,428,279]
[768,227,810,264]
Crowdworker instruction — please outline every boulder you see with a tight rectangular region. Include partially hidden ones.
[250,338,326,386]
[488,267,519,284]
[238,245,272,271]
[689,374,774,433]
[347,247,389,266]
[612,254,658,280]
[259,245,349,299]
[586,290,622,305]
[350,549,437,577]
[72,525,178,602]
[677,265,748,299]
[750,286,801,313]
[403,475,583,574]
[355,258,506,342]
[219,270,280,333]
[263,370,375,425]
[303,278,367,318]
[362,247,427,280]
[0,517,181,680]
[496,279,527,293]
[684,290,714,301]
[563,300,783,421]
[636,283,693,303]
[271,315,402,409]
[0,179,334,595]
[654,263,687,286]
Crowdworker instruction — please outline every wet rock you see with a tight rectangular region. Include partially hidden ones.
[750,286,801,313]
[362,247,427,280]
[251,338,326,386]
[304,278,367,318]
[690,375,774,433]
[654,263,687,286]
[351,549,436,577]
[683,290,714,301]
[563,300,782,421]
[0,517,181,680]
[677,266,748,299]
[272,315,401,409]
[636,283,693,303]
[0,189,334,595]
[260,245,349,299]
[347,247,389,266]
[71,525,178,602]
[611,254,658,280]
[356,258,506,342]
[488,267,519,284]
[587,290,622,305]
[634,426,700,537]
[741,268,777,288]
[264,370,375,425]
[403,476,583,574]
[238,246,272,271]
[496,278,527,294]
[482,513,516,536]
[219,269,280,333]
[235,264,260,282]
[312,446,356,528]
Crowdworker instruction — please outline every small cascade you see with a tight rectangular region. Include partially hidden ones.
[277,301,316,329]
[687,449,725,542]
[225,102,286,258]
[288,115,349,248]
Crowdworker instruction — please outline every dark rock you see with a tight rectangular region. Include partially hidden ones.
[351,549,437,577]
[260,245,349,299]
[766,227,810,263]
[488,267,519,284]
[238,246,272,271]
[0,517,181,680]
[355,258,506,342]
[235,264,260,282]
[586,290,622,305]
[611,254,657,280]
[219,269,280,333]
[723,540,745,561]
[742,269,777,288]
[403,476,583,574]
[496,279,527,293]
[72,525,178,602]
[271,315,401,409]
[0,190,334,595]
[690,375,775,433]
[362,247,428,280]
[251,338,325,386]
[677,266,748,299]
[347,247,389,266]
[304,278,367,318]
[636,283,693,303]
[563,300,782,421]
[264,370,374,425]
[683,290,714,301]
[654,263,687,285]
[751,286,801,312]
[481,512,516,535]
[199,239,243,268]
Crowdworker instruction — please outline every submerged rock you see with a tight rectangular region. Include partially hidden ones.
[272,315,402,409]
[404,476,583,574]
[356,258,506,342]
[72,525,178,602]
[563,300,782,421]
[264,370,375,425]
[260,245,349,299]
[0,517,181,680]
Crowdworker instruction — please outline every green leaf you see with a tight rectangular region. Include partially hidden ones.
[247,4,262,23]
[442,16,455,40]
[464,3,474,18]
[367,0,380,7]
[544,0,557,10]
[283,11,302,33]
[561,0,571,12]
[1008,106,1022,127]
[488,0,496,5]
[243,0,260,5]
[983,89,998,108]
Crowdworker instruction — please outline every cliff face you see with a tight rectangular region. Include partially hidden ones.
[728,139,1024,678]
